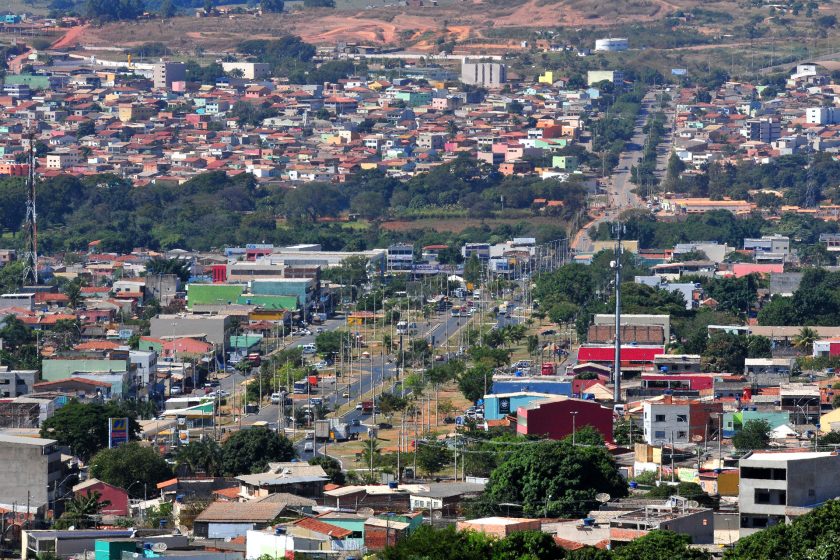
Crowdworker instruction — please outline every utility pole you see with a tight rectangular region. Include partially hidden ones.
[613,222,623,403]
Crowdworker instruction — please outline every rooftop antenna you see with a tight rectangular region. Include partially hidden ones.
[22,123,38,285]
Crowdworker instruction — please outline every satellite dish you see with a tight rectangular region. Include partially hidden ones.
[692,435,704,443]
[151,543,168,553]
[224,537,232,543]
[432,511,443,520]
[686,500,700,508]
[358,507,375,517]
[595,493,611,503]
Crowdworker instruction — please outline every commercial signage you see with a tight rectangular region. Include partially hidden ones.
[108,417,129,448]
[498,397,511,415]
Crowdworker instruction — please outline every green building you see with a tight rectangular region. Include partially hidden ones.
[236,294,298,310]
[187,284,245,309]
[552,155,578,171]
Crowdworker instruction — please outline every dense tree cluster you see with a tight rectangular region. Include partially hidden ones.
[468,438,628,518]
[725,499,840,559]
[759,268,840,326]
[0,160,585,255]
[40,400,142,461]
[83,0,146,22]
[381,524,707,560]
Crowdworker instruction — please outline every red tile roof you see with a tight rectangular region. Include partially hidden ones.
[294,517,352,538]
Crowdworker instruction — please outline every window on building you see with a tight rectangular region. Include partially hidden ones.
[755,490,771,504]
[677,431,687,439]
[676,414,687,423]
[655,414,666,422]
[741,467,787,480]
[654,431,666,439]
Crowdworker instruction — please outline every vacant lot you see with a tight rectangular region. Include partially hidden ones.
[80,0,728,52]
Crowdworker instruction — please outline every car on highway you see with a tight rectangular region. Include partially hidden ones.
[316,327,325,334]
[270,393,282,404]
[342,391,351,398]
[355,403,364,411]
[303,441,314,453]
[314,361,329,370]
[350,419,361,427]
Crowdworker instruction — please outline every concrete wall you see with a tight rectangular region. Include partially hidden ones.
[150,314,231,348]
[0,439,59,506]
[41,359,128,381]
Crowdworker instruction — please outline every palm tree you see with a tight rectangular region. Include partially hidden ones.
[361,438,381,470]
[145,257,191,283]
[62,491,110,529]
[793,327,820,354]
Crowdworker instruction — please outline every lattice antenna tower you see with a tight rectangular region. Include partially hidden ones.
[22,124,38,285]
[804,134,818,209]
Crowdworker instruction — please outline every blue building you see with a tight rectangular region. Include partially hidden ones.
[484,392,558,420]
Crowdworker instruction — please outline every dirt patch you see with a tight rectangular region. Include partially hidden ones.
[81,0,688,52]
[51,25,88,50]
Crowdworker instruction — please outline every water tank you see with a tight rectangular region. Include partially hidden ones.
[583,517,595,527]
[388,481,398,489]
[275,527,286,535]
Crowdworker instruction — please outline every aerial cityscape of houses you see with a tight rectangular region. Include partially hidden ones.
[4,4,840,560]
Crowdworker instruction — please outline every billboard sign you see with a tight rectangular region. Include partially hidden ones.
[108,417,129,448]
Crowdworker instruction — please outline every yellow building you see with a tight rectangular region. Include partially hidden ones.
[820,407,840,432]
[592,239,640,254]
[118,103,156,123]
[538,71,554,84]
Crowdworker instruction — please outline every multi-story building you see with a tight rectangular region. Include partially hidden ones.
[743,118,781,143]
[642,399,722,445]
[743,235,790,261]
[0,433,61,509]
[387,244,414,272]
[0,367,37,397]
[152,61,186,90]
[461,61,507,87]
[46,150,81,170]
[739,451,840,536]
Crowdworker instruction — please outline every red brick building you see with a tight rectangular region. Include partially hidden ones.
[517,397,614,443]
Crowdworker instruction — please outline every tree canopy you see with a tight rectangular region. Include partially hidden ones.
[221,427,296,475]
[89,442,173,497]
[732,419,771,451]
[40,400,141,461]
[470,439,628,517]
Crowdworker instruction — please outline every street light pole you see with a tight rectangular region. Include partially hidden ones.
[571,412,578,446]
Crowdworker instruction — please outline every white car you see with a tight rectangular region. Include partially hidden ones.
[270,393,281,404]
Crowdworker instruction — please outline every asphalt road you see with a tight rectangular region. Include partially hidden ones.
[572,91,673,254]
